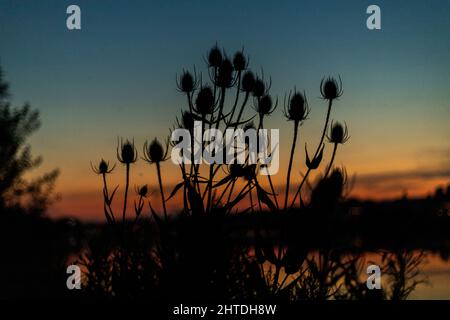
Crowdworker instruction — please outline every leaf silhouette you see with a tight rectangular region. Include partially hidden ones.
[256,184,276,211]
[167,181,184,200]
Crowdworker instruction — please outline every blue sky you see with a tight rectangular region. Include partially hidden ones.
[0,0,449,218]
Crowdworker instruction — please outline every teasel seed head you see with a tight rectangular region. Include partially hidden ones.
[233,50,247,71]
[177,70,197,93]
[143,138,169,164]
[320,76,343,101]
[241,71,255,93]
[255,94,277,116]
[216,58,234,88]
[117,139,137,164]
[284,90,309,122]
[91,159,115,175]
[194,86,215,116]
[252,78,266,98]
[207,45,223,68]
[327,121,350,144]
[136,184,149,197]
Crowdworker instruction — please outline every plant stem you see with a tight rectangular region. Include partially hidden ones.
[324,143,338,178]
[102,173,115,223]
[122,164,130,225]
[248,181,254,212]
[259,117,279,209]
[156,162,167,219]
[290,99,333,207]
[284,121,299,210]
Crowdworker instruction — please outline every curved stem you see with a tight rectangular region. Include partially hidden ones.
[290,99,333,207]
[216,179,233,205]
[248,181,254,212]
[315,99,332,159]
[284,121,299,210]
[122,164,130,225]
[259,117,279,209]
[235,92,250,126]
[290,169,310,208]
[324,143,338,178]
[102,173,115,223]
[228,72,242,123]
[156,162,167,219]
[227,179,236,203]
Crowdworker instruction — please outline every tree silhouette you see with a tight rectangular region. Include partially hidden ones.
[0,66,59,215]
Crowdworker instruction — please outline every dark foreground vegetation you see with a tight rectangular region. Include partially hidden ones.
[0,47,449,300]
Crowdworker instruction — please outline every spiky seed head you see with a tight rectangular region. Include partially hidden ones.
[148,138,164,163]
[320,76,343,101]
[241,71,255,92]
[138,185,148,197]
[179,71,195,93]
[328,121,349,144]
[217,58,234,88]
[257,95,273,115]
[208,45,223,68]
[98,159,109,174]
[195,86,215,115]
[233,51,247,71]
[118,140,137,164]
[92,159,114,174]
[253,79,265,97]
[286,92,308,122]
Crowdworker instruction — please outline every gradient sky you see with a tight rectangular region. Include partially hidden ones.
[0,0,449,220]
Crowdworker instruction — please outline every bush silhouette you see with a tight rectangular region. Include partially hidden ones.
[0,67,59,215]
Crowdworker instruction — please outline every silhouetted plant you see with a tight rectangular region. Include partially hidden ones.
[143,138,170,218]
[85,45,432,301]
[283,90,309,209]
[324,121,349,177]
[0,66,59,215]
[382,250,427,300]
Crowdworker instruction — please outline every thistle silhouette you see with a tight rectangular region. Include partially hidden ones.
[143,138,170,219]
[117,139,137,224]
[88,46,363,300]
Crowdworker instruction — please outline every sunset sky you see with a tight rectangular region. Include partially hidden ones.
[1,0,449,220]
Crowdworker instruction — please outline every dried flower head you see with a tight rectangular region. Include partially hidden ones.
[252,78,266,98]
[143,138,169,164]
[194,86,215,116]
[207,45,223,68]
[284,91,309,122]
[320,76,343,101]
[241,71,255,93]
[233,51,247,71]
[255,94,277,116]
[136,184,148,197]
[91,159,115,175]
[327,121,350,144]
[177,70,197,93]
[117,139,137,164]
[216,58,234,88]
